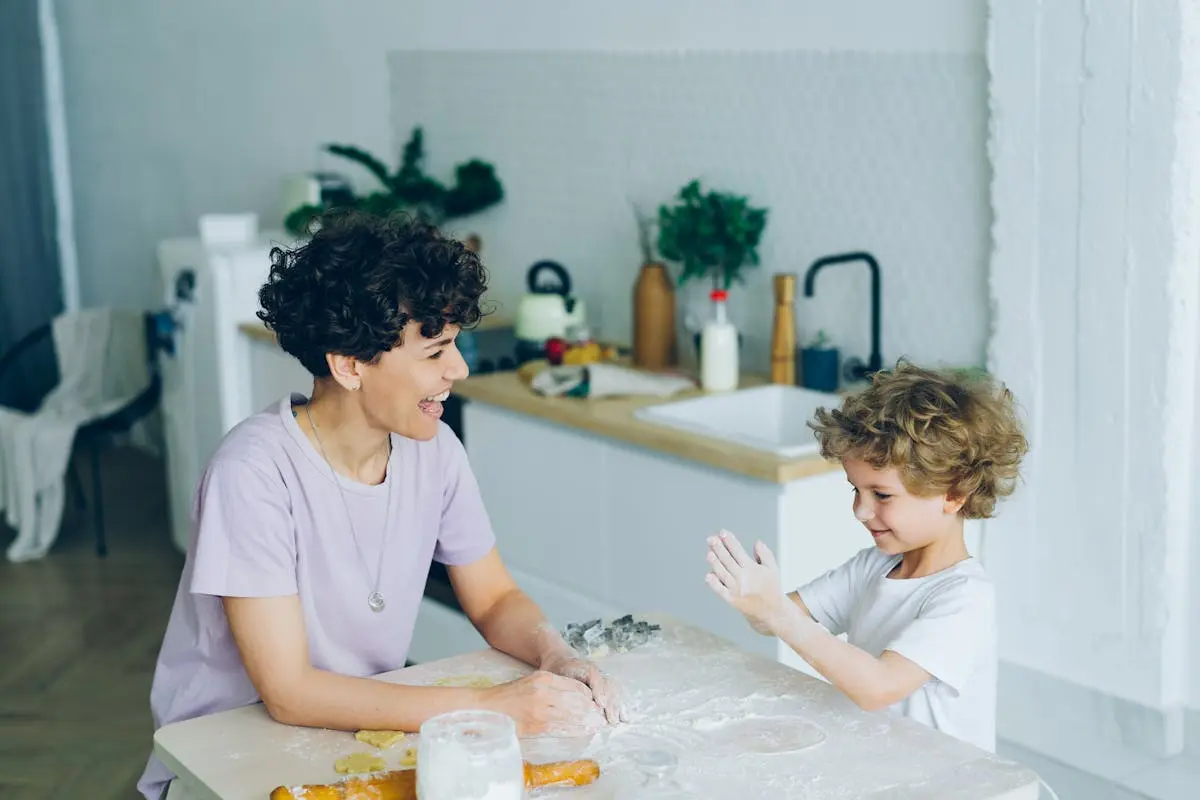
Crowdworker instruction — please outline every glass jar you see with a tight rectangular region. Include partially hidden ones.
[417,709,524,800]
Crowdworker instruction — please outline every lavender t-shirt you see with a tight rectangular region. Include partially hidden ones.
[137,394,496,799]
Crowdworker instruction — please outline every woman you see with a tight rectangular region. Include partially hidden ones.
[138,210,620,800]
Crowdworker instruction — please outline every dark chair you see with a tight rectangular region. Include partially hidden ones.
[0,312,164,557]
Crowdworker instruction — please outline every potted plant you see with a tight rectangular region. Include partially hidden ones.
[656,179,768,358]
[799,329,839,392]
[284,126,504,237]
[656,179,768,291]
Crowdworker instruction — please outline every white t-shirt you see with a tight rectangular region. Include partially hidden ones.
[796,546,997,752]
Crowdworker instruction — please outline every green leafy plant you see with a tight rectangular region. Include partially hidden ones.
[806,329,832,349]
[285,126,504,236]
[656,179,768,290]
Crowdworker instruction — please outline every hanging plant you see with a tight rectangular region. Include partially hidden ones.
[284,126,504,237]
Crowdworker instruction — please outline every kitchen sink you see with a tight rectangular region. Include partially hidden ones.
[634,383,843,458]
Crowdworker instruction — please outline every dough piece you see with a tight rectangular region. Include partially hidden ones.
[431,674,497,689]
[333,752,386,775]
[399,747,418,767]
[354,729,407,748]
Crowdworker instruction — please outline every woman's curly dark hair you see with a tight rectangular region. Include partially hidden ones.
[257,207,489,377]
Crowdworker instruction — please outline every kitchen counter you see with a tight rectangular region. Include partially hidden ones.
[238,322,277,346]
[238,320,838,483]
[452,369,838,484]
[153,615,1040,799]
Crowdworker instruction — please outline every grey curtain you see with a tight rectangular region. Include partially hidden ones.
[0,0,64,411]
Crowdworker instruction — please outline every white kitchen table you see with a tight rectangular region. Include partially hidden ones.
[154,615,1041,799]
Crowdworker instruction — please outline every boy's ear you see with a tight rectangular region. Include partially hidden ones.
[943,492,967,516]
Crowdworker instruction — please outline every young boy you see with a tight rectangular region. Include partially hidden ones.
[704,361,1028,752]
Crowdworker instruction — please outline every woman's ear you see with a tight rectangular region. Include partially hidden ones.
[325,353,363,392]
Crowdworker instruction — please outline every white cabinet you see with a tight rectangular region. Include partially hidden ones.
[462,401,872,674]
[245,334,312,413]
[463,406,613,604]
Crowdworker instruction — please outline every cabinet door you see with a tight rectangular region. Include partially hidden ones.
[462,404,612,604]
[246,337,312,412]
[605,440,782,658]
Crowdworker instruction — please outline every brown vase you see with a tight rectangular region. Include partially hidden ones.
[632,261,676,369]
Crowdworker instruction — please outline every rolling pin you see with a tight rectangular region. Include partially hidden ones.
[269,758,600,800]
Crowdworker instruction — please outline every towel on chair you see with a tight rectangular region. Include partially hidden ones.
[1,309,150,562]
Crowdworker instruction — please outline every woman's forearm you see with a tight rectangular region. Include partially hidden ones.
[267,670,482,732]
[472,588,573,669]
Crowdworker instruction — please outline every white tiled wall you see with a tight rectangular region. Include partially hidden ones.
[388,49,991,374]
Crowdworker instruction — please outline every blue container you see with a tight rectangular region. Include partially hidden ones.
[457,330,479,373]
[800,347,839,392]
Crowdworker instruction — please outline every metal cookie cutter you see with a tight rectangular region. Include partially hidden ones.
[562,614,663,657]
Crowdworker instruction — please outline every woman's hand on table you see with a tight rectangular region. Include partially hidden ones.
[705,529,788,636]
[483,670,607,737]
[539,650,626,725]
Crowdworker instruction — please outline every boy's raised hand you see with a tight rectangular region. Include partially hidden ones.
[705,530,787,635]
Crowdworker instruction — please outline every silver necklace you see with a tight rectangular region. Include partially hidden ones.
[305,402,391,613]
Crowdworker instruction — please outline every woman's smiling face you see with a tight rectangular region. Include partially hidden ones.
[357,320,469,440]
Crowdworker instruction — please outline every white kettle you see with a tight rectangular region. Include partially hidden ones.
[514,261,587,359]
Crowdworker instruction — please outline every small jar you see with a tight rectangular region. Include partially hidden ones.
[417,709,524,800]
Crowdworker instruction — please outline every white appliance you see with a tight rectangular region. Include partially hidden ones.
[156,232,292,553]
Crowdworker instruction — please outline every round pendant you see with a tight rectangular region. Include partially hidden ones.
[368,591,386,613]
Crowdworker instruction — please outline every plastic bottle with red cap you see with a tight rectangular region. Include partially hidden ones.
[700,288,739,391]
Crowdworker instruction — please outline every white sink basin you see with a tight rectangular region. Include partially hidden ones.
[634,384,844,458]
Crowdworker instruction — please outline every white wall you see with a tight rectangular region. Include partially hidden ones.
[55,0,988,373]
[388,48,990,374]
[1185,0,1200,729]
[1193,227,1200,717]
[988,0,1200,766]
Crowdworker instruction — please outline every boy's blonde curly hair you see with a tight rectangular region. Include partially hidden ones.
[808,361,1029,519]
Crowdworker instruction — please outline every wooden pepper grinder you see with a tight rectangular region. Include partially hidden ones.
[770,273,797,385]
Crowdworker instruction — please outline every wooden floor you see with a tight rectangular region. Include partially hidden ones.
[0,445,183,800]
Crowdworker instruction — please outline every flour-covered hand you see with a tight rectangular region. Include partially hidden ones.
[540,651,626,725]
[705,530,786,635]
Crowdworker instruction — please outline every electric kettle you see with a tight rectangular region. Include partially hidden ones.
[514,260,587,362]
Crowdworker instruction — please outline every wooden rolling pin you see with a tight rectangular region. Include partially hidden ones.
[269,758,600,800]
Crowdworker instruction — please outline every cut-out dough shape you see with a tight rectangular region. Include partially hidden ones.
[431,674,497,689]
[399,747,418,767]
[334,752,386,774]
[354,729,407,748]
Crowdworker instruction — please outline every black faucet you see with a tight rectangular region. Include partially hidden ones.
[803,251,882,383]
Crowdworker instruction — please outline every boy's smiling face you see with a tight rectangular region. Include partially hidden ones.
[842,457,965,556]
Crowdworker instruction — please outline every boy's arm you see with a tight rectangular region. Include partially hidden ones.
[750,591,814,635]
[786,590,815,620]
[706,531,935,712]
[769,601,931,711]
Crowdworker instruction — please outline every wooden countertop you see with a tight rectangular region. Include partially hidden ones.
[239,322,277,345]
[153,615,1040,800]
[453,368,839,484]
[238,321,839,484]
